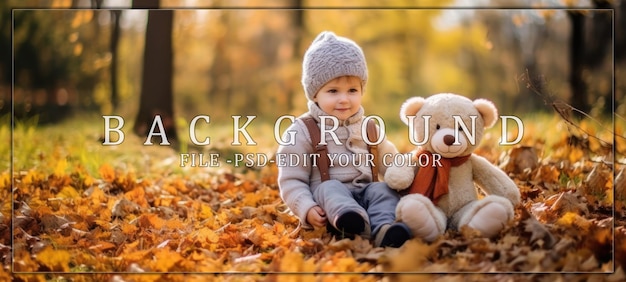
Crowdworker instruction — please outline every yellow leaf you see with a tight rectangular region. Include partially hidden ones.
[383,240,434,272]
[278,250,317,277]
[150,248,183,272]
[197,227,220,244]
[557,212,591,230]
[57,186,79,199]
[568,147,584,163]
[54,158,68,177]
[0,171,9,189]
[83,175,94,187]
[242,192,263,206]
[198,204,214,221]
[278,251,304,279]
[36,245,71,272]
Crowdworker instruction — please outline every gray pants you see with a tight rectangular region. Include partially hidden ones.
[312,179,400,238]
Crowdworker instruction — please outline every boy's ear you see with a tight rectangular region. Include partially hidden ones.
[400,97,426,125]
[473,98,498,128]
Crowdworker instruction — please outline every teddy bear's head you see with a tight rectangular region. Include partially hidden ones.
[400,93,498,158]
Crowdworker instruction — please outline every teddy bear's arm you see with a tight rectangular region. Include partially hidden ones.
[470,155,521,205]
[384,152,417,191]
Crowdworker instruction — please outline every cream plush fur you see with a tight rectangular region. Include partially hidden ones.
[385,93,521,242]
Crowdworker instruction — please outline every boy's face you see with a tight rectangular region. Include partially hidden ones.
[313,76,363,121]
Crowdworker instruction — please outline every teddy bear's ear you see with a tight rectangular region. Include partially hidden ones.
[473,98,498,128]
[400,97,426,125]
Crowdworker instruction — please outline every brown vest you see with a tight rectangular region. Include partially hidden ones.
[301,116,379,182]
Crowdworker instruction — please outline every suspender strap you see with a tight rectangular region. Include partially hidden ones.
[302,116,331,182]
[366,119,379,182]
[301,116,380,182]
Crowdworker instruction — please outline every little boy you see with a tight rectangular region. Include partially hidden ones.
[277,31,411,248]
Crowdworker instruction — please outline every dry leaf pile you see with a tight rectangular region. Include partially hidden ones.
[3,123,624,281]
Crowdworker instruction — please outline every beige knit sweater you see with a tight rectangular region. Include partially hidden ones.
[277,102,399,228]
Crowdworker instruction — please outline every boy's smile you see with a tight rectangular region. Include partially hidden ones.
[313,76,363,121]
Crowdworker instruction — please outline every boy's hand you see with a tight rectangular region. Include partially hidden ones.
[306,206,327,227]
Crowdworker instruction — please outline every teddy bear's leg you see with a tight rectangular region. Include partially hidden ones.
[396,194,447,242]
[452,195,514,238]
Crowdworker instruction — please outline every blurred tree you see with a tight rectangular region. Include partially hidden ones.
[132,0,178,143]
[11,10,86,122]
[618,0,626,62]
[0,1,10,114]
[568,9,588,113]
[568,0,615,115]
[110,9,122,110]
[287,0,304,112]
[4,0,116,121]
[207,5,233,119]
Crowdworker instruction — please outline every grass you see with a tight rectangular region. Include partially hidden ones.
[5,114,174,176]
[3,113,292,177]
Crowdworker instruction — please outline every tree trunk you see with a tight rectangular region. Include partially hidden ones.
[207,10,233,119]
[133,8,177,143]
[568,10,588,114]
[110,10,121,110]
[617,0,626,62]
[585,0,612,68]
[287,0,304,111]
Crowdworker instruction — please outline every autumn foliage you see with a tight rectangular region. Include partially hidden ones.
[3,114,624,282]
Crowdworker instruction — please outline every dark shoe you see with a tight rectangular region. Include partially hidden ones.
[376,222,412,248]
[333,210,366,236]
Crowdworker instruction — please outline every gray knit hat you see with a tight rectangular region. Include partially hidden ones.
[302,31,368,101]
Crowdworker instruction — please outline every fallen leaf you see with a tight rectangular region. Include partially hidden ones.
[522,209,556,248]
[111,198,141,219]
[501,145,539,175]
[35,245,71,272]
[381,239,435,272]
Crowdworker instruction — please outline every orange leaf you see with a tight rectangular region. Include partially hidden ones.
[121,221,138,235]
[35,245,71,272]
[88,241,117,252]
[138,213,165,230]
[197,227,220,244]
[150,248,183,272]
[88,186,107,206]
[124,187,149,208]
[99,164,115,182]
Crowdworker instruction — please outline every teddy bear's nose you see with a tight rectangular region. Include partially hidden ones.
[443,135,455,146]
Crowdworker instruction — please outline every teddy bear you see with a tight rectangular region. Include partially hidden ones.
[385,93,521,242]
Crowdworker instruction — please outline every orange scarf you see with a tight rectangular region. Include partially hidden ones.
[408,150,471,204]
